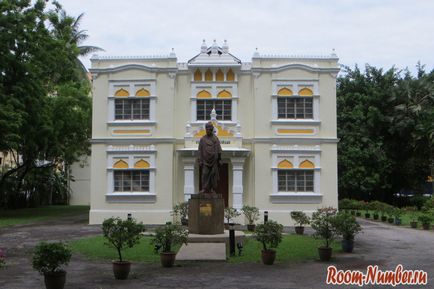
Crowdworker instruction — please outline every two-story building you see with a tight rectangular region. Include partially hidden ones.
[88,40,339,225]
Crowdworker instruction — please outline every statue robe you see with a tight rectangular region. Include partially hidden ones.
[198,134,222,193]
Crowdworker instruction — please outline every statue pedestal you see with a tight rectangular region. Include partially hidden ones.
[188,194,224,235]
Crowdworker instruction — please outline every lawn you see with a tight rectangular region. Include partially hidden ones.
[70,234,342,264]
[0,205,89,227]
[354,209,423,227]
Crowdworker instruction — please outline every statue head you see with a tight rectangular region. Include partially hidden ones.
[205,122,214,137]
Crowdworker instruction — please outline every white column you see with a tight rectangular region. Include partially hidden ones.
[231,157,245,210]
[182,157,196,201]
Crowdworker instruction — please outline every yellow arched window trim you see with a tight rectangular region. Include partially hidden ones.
[134,159,150,168]
[278,159,294,169]
[217,90,232,98]
[298,88,313,96]
[277,87,293,96]
[114,88,129,97]
[226,69,235,81]
[216,69,224,82]
[113,159,129,168]
[194,69,202,81]
[197,90,212,99]
[205,69,213,81]
[135,88,150,97]
[299,160,315,168]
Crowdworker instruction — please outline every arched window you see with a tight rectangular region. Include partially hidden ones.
[226,69,235,81]
[197,90,212,99]
[277,87,293,96]
[277,86,313,119]
[205,69,213,81]
[135,88,150,97]
[134,159,150,168]
[216,69,224,81]
[194,69,202,81]
[299,160,314,168]
[278,159,294,169]
[113,160,129,168]
[298,88,313,96]
[217,90,232,98]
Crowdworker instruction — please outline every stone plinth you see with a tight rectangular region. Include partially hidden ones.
[188,194,224,234]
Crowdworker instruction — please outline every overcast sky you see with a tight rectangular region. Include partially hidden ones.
[58,0,434,73]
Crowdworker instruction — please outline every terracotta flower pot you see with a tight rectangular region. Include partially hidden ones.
[44,271,66,289]
[112,261,131,280]
[410,221,418,229]
[318,246,332,261]
[261,250,276,265]
[294,226,304,235]
[160,252,176,268]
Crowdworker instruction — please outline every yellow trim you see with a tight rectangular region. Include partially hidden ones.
[114,88,129,97]
[135,88,150,97]
[205,69,213,81]
[278,159,293,169]
[134,159,150,168]
[226,69,235,81]
[298,88,313,96]
[194,123,234,138]
[216,69,224,81]
[113,129,150,134]
[299,160,315,168]
[194,69,202,81]
[197,90,212,99]
[277,87,293,96]
[217,90,232,98]
[277,129,314,134]
[113,160,128,169]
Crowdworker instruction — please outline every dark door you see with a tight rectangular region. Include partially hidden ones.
[199,163,229,207]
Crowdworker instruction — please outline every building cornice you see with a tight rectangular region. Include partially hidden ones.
[89,64,178,75]
[251,63,340,74]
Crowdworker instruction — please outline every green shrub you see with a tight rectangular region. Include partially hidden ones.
[32,242,71,274]
[333,212,361,240]
[152,223,188,253]
[102,217,145,262]
[418,213,433,225]
[172,202,189,223]
[290,211,310,226]
[224,207,241,224]
[311,207,338,248]
[241,205,260,225]
[255,220,283,251]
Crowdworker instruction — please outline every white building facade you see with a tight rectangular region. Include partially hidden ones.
[89,40,339,225]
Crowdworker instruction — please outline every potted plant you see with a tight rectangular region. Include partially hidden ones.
[290,211,310,235]
[102,217,144,279]
[392,208,403,225]
[172,202,189,226]
[224,207,241,229]
[241,205,260,231]
[333,212,362,253]
[355,201,363,217]
[0,248,5,268]
[370,201,383,220]
[152,222,188,267]
[311,207,338,261]
[408,208,419,228]
[418,213,433,230]
[32,242,72,289]
[255,220,283,265]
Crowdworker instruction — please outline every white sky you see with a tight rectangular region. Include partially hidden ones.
[58,0,434,73]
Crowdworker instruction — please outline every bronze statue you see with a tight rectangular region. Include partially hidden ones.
[198,122,222,194]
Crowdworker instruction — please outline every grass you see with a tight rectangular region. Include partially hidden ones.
[70,235,177,262]
[0,205,89,227]
[70,234,341,264]
[228,234,341,263]
[355,209,422,226]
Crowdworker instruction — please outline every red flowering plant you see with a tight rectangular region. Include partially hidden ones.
[0,248,6,267]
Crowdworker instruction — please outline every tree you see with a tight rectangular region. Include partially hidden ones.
[0,0,92,208]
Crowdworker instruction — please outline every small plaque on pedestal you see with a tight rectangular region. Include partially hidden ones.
[188,194,224,235]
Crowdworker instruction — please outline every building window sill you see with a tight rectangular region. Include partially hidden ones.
[269,193,322,204]
[108,121,156,126]
[105,193,156,203]
[271,120,321,125]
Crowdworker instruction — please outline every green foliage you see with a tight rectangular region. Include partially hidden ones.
[333,212,362,240]
[337,64,434,202]
[241,205,260,225]
[224,207,241,224]
[418,213,433,225]
[338,198,354,210]
[311,207,338,248]
[255,220,283,251]
[32,242,71,274]
[102,217,145,262]
[172,202,189,223]
[0,0,93,208]
[290,211,310,226]
[151,223,188,253]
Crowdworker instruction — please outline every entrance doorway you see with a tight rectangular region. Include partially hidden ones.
[199,163,229,207]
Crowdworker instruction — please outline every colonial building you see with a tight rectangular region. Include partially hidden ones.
[88,40,339,225]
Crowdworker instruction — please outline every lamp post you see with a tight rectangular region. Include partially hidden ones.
[264,211,268,223]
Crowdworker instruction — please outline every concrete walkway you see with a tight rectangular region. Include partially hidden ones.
[0,215,433,288]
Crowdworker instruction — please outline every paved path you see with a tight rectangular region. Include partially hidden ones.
[0,216,433,289]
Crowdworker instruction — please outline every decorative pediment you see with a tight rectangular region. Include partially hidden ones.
[188,40,242,67]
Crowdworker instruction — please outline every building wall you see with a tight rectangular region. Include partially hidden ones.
[88,47,339,226]
[69,157,91,205]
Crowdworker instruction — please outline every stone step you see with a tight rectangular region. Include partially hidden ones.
[176,242,226,261]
